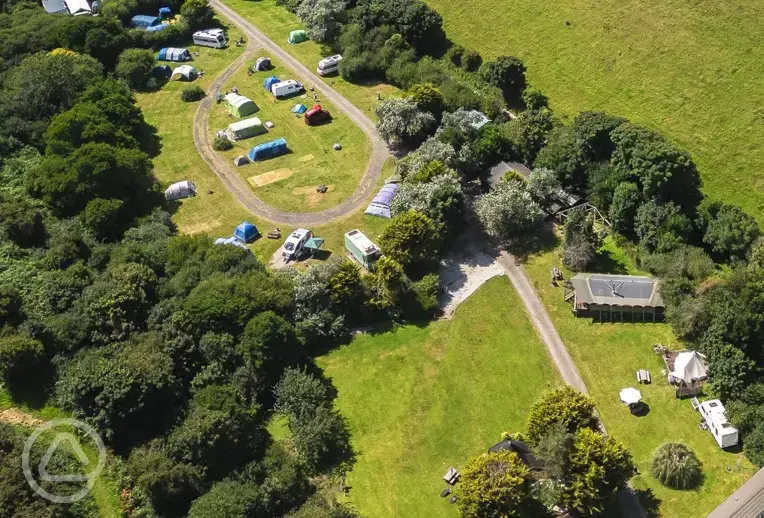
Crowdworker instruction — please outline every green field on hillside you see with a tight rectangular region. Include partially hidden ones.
[318,277,561,517]
[425,0,764,221]
[523,237,756,517]
[208,53,370,212]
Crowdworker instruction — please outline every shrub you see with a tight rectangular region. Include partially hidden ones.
[650,443,702,489]
[462,49,482,72]
[526,386,598,445]
[180,86,205,102]
[458,451,533,517]
[445,45,464,67]
[212,136,233,151]
[522,86,548,110]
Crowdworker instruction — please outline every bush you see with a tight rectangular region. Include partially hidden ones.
[181,86,205,102]
[522,86,548,110]
[462,49,482,72]
[212,136,233,151]
[445,45,464,67]
[116,49,155,89]
[650,443,702,489]
[458,451,534,517]
[0,334,46,390]
[526,386,598,445]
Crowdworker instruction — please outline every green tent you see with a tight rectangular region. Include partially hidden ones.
[226,117,266,141]
[225,93,258,118]
[288,30,308,44]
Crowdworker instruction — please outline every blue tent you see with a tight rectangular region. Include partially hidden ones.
[132,15,161,28]
[291,104,307,114]
[158,47,191,62]
[248,138,288,161]
[234,221,259,243]
[146,23,168,32]
[263,76,280,92]
[158,6,172,19]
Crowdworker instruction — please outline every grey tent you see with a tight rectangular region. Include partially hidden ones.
[145,77,158,88]
[254,57,271,71]
[365,183,399,218]
[233,156,249,166]
[164,180,197,201]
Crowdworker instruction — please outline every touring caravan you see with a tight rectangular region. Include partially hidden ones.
[282,228,312,261]
[698,399,739,449]
[317,54,342,76]
[270,80,303,99]
[344,229,381,270]
[193,29,227,48]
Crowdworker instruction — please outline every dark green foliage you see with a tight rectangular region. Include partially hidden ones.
[526,386,598,445]
[462,49,482,72]
[743,426,764,467]
[212,135,233,150]
[240,443,312,515]
[180,0,214,29]
[473,124,513,166]
[407,83,445,119]
[635,200,693,253]
[457,451,534,517]
[379,210,440,276]
[274,367,329,422]
[0,194,46,247]
[182,85,207,102]
[0,334,46,390]
[56,333,179,447]
[445,45,464,67]
[439,79,482,112]
[168,384,264,478]
[562,209,599,271]
[83,197,125,240]
[641,245,714,281]
[127,445,204,517]
[534,125,585,189]
[116,48,156,89]
[188,480,264,518]
[522,86,548,111]
[609,181,641,236]
[504,108,556,163]
[571,111,626,162]
[327,261,365,316]
[409,159,449,183]
[708,344,755,401]
[352,0,446,55]
[479,56,527,102]
[650,443,702,490]
[0,286,23,327]
[699,200,760,261]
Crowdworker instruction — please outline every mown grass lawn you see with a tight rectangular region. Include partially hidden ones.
[424,0,764,222]
[523,235,756,518]
[317,276,561,517]
[208,52,370,212]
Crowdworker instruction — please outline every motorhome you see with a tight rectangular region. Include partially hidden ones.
[317,54,342,76]
[282,228,312,261]
[192,29,227,49]
[270,80,303,99]
[344,229,381,270]
[698,399,739,449]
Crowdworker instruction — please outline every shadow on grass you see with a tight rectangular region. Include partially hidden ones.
[588,248,630,275]
[6,363,56,410]
[635,488,662,518]
[505,225,561,262]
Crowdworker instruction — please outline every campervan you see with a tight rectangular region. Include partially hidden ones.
[344,229,381,270]
[304,105,331,125]
[698,399,739,449]
[317,54,342,76]
[270,80,303,99]
[193,29,227,49]
[282,228,312,261]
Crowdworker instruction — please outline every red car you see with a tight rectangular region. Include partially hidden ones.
[304,104,331,125]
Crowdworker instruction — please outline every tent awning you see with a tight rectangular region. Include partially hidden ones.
[303,237,324,250]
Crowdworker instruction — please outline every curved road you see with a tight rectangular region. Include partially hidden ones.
[193,0,389,226]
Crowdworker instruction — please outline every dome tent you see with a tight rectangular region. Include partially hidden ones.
[152,65,172,78]
[171,65,198,81]
[290,104,307,114]
[234,221,259,243]
[165,180,196,201]
[254,57,271,71]
[226,117,266,141]
[263,76,280,91]
[158,47,191,62]
[224,93,258,118]
[288,30,308,44]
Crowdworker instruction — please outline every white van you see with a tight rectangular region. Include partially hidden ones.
[270,79,303,99]
[317,54,342,76]
[282,228,312,261]
[193,29,227,49]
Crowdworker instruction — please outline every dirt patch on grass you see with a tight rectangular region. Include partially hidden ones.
[180,219,222,235]
[249,168,294,187]
[0,408,43,428]
[298,154,315,162]
[292,185,335,207]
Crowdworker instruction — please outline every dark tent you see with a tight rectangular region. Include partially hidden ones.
[152,65,172,79]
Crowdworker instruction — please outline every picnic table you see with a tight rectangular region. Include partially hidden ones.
[636,369,651,384]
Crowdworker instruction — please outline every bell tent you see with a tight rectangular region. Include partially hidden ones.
[164,180,197,201]
[171,65,198,81]
[288,30,308,44]
[254,57,271,71]
[224,93,258,118]
[671,351,707,384]
[226,117,266,141]
[158,47,191,62]
[234,221,259,243]
[263,76,280,91]
[248,138,287,161]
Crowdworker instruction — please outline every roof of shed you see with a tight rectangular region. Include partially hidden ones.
[571,273,664,308]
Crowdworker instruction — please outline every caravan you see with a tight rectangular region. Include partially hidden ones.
[193,29,227,48]
[317,54,342,76]
[270,80,303,99]
[282,229,313,261]
[698,399,739,449]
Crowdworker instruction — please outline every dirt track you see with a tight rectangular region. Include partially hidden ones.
[193,0,389,226]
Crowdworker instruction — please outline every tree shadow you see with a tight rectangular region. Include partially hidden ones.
[6,363,55,410]
[588,248,629,274]
[635,488,662,518]
[504,225,561,263]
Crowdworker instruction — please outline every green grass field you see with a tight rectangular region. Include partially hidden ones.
[222,0,400,115]
[208,53,370,212]
[423,0,764,221]
[523,236,756,517]
[318,277,561,517]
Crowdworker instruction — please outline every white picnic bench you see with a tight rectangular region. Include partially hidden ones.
[636,369,651,384]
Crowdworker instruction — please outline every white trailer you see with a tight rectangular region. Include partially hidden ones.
[270,79,303,99]
[193,29,227,48]
[317,54,342,76]
[282,228,312,261]
[698,399,739,449]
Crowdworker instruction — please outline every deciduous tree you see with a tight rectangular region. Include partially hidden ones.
[457,451,534,517]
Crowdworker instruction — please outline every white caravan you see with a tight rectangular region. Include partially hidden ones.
[282,228,312,261]
[317,54,342,76]
[698,399,739,449]
[270,79,303,99]
[192,29,227,49]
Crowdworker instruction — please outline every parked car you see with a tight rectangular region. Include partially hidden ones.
[282,228,312,261]
[304,104,331,125]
